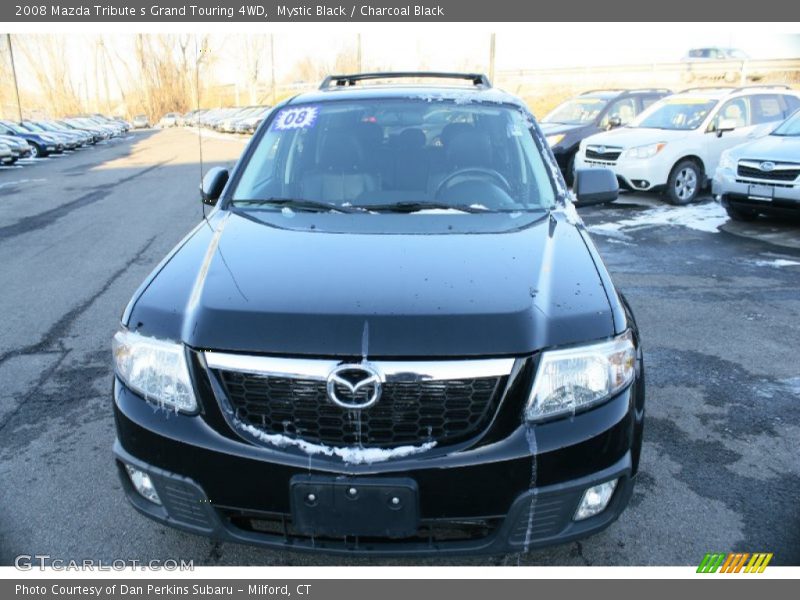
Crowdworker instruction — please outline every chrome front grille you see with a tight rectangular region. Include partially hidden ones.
[737,160,800,183]
[206,354,514,449]
[585,145,623,162]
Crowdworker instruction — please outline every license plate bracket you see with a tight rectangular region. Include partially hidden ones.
[748,183,775,201]
[290,475,419,538]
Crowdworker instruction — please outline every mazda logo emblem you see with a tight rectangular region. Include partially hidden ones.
[326,363,382,409]
[759,161,776,172]
[595,146,607,154]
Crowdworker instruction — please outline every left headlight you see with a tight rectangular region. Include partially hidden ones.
[623,142,666,159]
[525,330,636,422]
[546,133,566,147]
[112,329,197,413]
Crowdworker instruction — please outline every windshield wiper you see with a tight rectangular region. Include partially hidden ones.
[357,201,490,214]
[232,198,360,213]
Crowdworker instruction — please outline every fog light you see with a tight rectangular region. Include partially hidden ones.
[125,465,162,505]
[574,479,617,521]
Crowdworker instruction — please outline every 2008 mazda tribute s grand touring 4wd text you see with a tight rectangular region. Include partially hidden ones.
[112,72,645,556]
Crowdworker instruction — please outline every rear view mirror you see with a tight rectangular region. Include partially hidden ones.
[716,118,737,137]
[607,115,622,129]
[200,167,229,206]
[573,168,619,206]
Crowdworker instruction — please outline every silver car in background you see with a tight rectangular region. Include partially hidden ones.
[713,109,800,221]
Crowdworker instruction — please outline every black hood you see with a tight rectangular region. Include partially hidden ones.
[126,211,615,358]
[538,122,587,136]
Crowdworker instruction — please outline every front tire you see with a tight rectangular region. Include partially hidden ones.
[29,144,42,158]
[725,204,759,221]
[665,159,702,205]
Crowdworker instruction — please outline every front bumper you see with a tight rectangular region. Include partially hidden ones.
[112,350,644,556]
[576,152,671,192]
[713,167,800,212]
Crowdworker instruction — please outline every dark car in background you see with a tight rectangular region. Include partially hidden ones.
[22,121,81,150]
[540,89,671,184]
[112,72,644,556]
[0,120,61,157]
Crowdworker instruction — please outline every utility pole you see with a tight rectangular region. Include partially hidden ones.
[269,34,276,105]
[488,33,496,85]
[6,34,23,122]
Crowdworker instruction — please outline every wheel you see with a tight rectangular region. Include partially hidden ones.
[29,144,41,158]
[725,205,758,221]
[665,160,702,205]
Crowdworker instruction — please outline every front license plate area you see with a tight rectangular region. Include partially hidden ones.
[748,184,774,201]
[290,475,419,538]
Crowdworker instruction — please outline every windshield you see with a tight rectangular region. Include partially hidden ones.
[542,97,607,125]
[632,97,718,130]
[231,98,557,213]
[772,110,800,136]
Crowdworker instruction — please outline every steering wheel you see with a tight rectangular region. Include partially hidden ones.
[434,168,512,198]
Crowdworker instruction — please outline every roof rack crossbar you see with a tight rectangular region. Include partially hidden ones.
[729,84,792,93]
[319,72,492,90]
[579,88,626,95]
[580,88,672,96]
[679,86,736,93]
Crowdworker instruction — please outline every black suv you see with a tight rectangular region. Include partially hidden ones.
[112,72,645,556]
[540,89,671,183]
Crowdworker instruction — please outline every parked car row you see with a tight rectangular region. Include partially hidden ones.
[544,85,800,217]
[0,114,130,163]
[173,105,272,134]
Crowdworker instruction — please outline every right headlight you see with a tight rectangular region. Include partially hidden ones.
[112,329,197,413]
[718,150,735,171]
[623,142,666,159]
[525,330,636,422]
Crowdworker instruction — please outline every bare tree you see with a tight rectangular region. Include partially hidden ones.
[17,34,83,116]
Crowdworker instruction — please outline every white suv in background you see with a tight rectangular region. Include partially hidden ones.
[575,86,800,204]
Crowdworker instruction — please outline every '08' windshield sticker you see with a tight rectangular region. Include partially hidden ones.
[272,106,319,131]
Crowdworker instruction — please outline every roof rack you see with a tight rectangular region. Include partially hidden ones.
[319,72,492,90]
[580,88,671,96]
[729,84,792,93]
[580,89,626,95]
[626,88,672,94]
[680,86,736,93]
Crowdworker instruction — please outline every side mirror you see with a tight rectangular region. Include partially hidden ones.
[607,115,622,129]
[715,118,737,138]
[200,167,229,206]
[573,168,619,207]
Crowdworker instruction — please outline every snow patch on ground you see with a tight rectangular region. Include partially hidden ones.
[238,423,437,464]
[751,258,800,268]
[589,202,728,238]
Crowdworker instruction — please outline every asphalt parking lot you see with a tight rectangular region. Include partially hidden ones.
[0,129,798,566]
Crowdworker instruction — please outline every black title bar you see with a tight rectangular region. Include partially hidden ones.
[3,0,800,22]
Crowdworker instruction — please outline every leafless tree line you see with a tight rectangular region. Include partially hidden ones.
[2,34,371,121]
